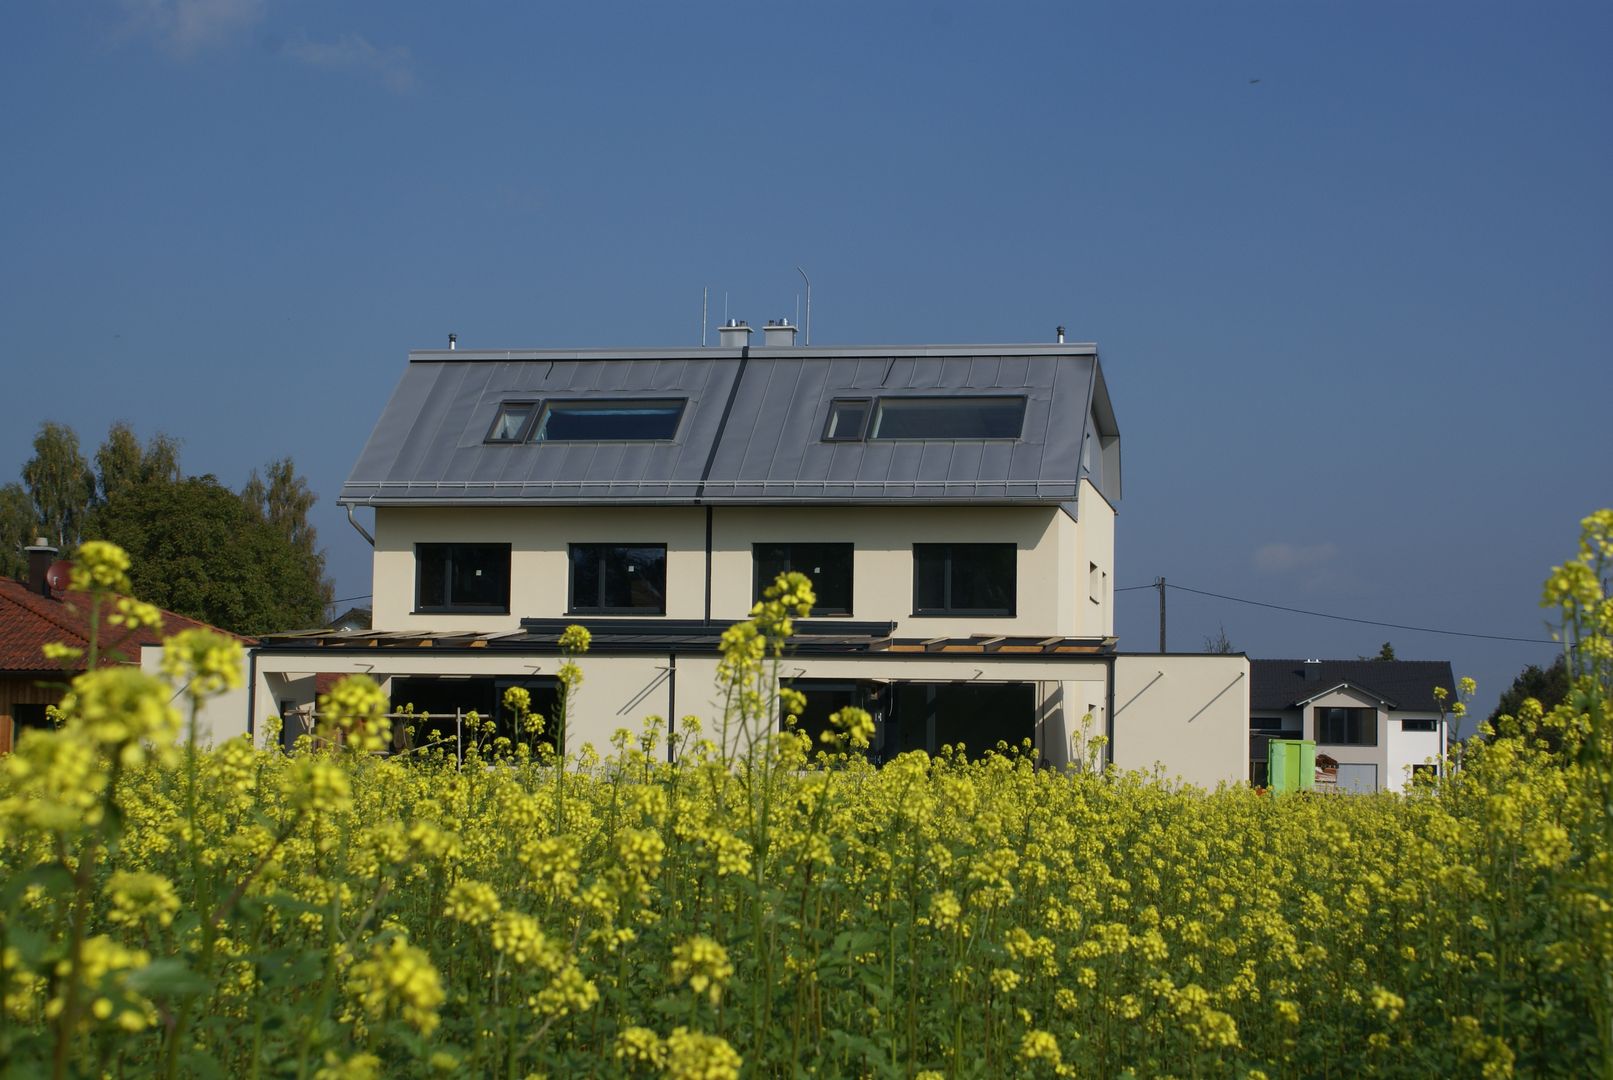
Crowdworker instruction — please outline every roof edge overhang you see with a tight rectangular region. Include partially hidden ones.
[337,493,1084,509]
[407,342,1100,363]
[1291,681,1399,709]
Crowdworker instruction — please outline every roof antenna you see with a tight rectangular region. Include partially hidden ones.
[1056,325,1065,344]
[796,266,812,345]
[701,286,709,347]
[448,333,457,350]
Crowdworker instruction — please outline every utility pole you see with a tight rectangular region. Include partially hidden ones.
[1157,577,1167,653]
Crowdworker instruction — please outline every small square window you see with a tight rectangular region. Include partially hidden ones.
[486,402,538,443]
[416,543,511,612]
[823,400,871,441]
[913,543,1015,616]
[569,544,668,614]
[754,543,853,615]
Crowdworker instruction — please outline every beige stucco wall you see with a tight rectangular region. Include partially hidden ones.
[1111,654,1250,788]
[1300,686,1388,787]
[139,644,251,746]
[373,502,1110,640]
[253,649,1112,764]
[1074,480,1116,638]
[373,506,709,631]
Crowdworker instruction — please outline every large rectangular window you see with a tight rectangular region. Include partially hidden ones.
[534,400,684,442]
[754,543,853,615]
[569,544,667,614]
[912,543,1015,616]
[416,543,511,612]
[870,397,1025,440]
[1316,706,1378,746]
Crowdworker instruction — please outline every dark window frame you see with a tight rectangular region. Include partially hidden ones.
[1315,706,1379,747]
[822,399,872,442]
[911,542,1016,617]
[1401,717,1439,732]
[484,400,540,444]
[533,399,686,443]
[1250,716,1286,731]
[567,543,669,615]
[752,542,854,616]
[414,543,512,614]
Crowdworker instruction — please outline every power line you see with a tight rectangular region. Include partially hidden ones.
[1123,581,1558,645]
[328,593,372,606]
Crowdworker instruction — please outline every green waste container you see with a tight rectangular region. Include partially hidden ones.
[1267,739,1316,792]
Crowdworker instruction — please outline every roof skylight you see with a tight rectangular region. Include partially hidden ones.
[533,400,685,442]
[864,396,1026,440]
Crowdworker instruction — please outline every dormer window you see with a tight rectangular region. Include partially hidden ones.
[486,402,538,443]
[534,400,685,442]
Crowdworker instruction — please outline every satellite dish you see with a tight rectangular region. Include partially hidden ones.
[45,560,72,596]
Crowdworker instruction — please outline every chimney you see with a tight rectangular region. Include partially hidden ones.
[762,319,797,347]
[25,538,58,598]
[1303,659,1321,683]
[718,319,752,348]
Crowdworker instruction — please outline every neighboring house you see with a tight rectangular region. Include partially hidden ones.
[1,542,252,752]
[328,606,372,632]
[252,326,1250,784]
[1248,658,1456,793]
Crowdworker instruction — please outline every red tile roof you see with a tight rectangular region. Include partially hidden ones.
[0,577,252,673]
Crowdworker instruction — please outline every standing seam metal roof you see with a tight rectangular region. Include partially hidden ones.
[339,344,1120,509]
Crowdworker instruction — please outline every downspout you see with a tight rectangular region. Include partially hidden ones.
[346,505,375,547]
[704,507,714,622]
[1104,653,1116,774]
[246,648,259,745]
[667,651,678,763]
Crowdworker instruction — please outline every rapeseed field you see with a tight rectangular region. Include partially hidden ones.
[2,515,1609,1078]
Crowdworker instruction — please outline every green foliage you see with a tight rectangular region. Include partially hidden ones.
[21,421,95,549]
[91,475,328,635]
[1487,655,1570,737]
[0,482,35,580]
[93,422,181,505]
[240,457,333,608]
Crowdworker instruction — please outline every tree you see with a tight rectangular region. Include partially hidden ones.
[21,422,95,549]
[1203,624,1236,654]
[1486,655,1571,741]
[1374,641,1397,662]
[241,457,333,608]
[94,422,181,505]
[0,483,37,580]
[92,475,329,635]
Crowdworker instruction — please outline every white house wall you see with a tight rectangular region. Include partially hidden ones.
[1385,712,1443,792]
[1111,655,1250,788]
[1300,686,1388,791]
[139,644,250,746]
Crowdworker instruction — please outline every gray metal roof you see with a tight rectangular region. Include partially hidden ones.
[339,343,1121,509]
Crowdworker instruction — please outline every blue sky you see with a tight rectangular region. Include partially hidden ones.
[3,1,1609,728]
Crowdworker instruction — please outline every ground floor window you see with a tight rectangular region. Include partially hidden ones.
[390,676,560,758]
[778,680,1037,763]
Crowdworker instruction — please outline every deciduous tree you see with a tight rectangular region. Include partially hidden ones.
[241,456,333,608]
[0,482,37,580]
[21,421,95,549]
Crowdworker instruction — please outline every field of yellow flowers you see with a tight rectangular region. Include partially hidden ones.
[2,515,1610,1079]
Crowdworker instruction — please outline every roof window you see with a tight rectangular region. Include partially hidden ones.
[485,402,538,443]
[823,399,871,441]
[868,396,1026,440]
[533,400,685,442]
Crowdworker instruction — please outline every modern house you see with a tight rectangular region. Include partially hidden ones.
[1,541,251,752]
[1247,658,1456,792]
[252,325,1250,784]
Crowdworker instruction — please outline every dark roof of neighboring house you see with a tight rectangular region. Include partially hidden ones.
[0,577,250,673]
[338,343,1120,512]
[1250,659,1456,713]
[329,606,372,631]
